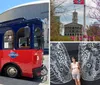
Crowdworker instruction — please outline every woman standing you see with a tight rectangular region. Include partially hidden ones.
[71,57,81,85]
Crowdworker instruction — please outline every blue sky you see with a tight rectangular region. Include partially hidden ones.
[0,0,40,14]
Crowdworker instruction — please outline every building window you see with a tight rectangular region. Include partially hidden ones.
[76,30,79,32]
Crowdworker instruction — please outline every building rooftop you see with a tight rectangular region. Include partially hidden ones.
[64,22,82,27]
[0,0,49,15]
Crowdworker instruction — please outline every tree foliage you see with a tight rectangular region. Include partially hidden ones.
[88,0,100,22]
[87,23,100,41]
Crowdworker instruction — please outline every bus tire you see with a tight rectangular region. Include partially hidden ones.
[4,65,20,78]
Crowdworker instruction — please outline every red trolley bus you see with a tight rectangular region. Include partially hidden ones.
[0,18,44,78]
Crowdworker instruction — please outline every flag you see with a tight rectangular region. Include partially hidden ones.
[74,0,84,4]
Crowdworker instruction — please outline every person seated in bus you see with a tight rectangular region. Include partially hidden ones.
[21,43,26,46]
[20,42,30,48]
[20,43,26,48]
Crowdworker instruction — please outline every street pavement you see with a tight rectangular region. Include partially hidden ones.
[0,55,49,85]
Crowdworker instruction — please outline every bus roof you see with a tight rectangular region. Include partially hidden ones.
[0,18,42,28]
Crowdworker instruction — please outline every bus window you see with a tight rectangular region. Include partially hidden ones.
[17,28,30,49]
[34,27,44,49]
[4,30,14,49]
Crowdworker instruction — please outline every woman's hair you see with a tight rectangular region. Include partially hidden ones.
[72,57,76,59]
[72,56,77,61]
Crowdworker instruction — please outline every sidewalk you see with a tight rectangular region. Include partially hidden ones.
[39,55,49,85]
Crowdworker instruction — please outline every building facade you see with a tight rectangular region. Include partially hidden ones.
[64,11,82,36]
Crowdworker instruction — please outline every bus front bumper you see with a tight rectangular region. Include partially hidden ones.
[33,65,43,77]
[32,65,48,77]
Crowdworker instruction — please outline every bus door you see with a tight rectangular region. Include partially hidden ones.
[33,27,44,68]
[15,26,33,76]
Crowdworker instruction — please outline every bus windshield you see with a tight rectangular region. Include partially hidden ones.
[34,27,44,49]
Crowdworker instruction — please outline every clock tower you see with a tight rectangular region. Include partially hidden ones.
[72,11,78,23]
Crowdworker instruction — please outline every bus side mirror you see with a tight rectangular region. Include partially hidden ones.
[24,26,30,37]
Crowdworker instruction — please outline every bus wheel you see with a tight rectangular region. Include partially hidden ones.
[4,65,19,78]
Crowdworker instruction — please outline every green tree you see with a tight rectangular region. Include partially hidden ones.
[87,23,100,41]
